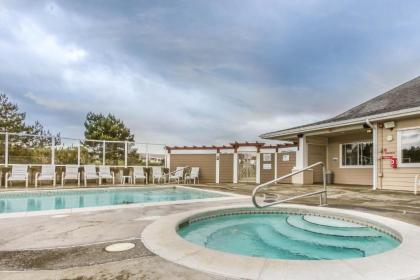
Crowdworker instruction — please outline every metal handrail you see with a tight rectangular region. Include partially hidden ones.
[252,162,327,208]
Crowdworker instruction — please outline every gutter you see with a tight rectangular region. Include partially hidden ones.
[261,105,420,139]
[365,119,377,190]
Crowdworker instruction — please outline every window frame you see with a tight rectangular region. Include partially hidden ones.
[339,141,373,169]
[397,126,420,168]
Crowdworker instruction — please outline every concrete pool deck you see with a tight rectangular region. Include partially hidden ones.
[0,184,420,279]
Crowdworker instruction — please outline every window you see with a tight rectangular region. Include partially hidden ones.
[398,128,420,166]
[341,142,373,167]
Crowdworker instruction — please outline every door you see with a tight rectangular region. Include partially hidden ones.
[238,153,257,183]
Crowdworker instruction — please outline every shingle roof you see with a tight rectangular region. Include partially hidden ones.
[262,76,420,138]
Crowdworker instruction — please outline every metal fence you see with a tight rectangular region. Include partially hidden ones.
[0,132,167,167]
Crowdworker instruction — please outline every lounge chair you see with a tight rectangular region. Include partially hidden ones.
[98,166,115,185]
[152,166,165,184]
[5,165,29,188]
[83,165,99,187]
[169,167,185,184]
[133,166,147,184]
[62,165,80,187]
[35,165,56,187]
[185,167,200,184]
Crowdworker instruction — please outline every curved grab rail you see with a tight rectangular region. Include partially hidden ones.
[252,162,327,208]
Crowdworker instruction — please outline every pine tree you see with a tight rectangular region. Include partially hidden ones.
[0,93,27,133]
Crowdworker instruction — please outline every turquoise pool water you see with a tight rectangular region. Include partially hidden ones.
[178,212,400,260]
[0,187,224,214]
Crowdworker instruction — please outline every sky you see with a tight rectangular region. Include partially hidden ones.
[1,0,420,146]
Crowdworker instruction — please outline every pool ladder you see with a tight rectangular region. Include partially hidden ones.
[252,162,328,208]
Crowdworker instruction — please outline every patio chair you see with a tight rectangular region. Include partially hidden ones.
[169,167,185,184]
[185,167,200,184]
[152,166,165,184]
[133,166,148,184]
[415,174,420,195]
[5,165,29,188]
[62,165,80,187]
[83,165,99,187]
[35,165,56,187]
[98,166,115,185]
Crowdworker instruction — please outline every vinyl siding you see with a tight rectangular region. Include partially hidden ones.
[170,154,216,183]
[277,152,296,183]
[219,154,233,183]
[327,133,373,186]
[260,153,274,183]
[378,117,420,191]
[308,144,327,183]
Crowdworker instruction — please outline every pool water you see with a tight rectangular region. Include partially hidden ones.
[178,212,400,260]
[0,187,224,214]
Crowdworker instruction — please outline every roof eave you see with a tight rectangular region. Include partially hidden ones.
[261,106,420,140]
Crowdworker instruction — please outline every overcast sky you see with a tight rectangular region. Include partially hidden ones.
[1,0,420,146]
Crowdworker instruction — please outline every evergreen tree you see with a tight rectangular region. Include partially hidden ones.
[84,112,134,141]
[0,93,26,133]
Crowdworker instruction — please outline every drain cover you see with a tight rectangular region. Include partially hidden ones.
[105,242,135,252]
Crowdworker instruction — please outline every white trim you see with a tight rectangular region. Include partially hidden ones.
[260,148,276,153]
[215,153,220,184]
[237,146,258,152]
[278,147,297,153]
[256,152,261,184]
[397,127,420,168]
[219,149,234,154]
[233,153,238,183]
[274,151,278,179]
[339,142,374,169]
[170,150,217,155]
[261,106,420,139]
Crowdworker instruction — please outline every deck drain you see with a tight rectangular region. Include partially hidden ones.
[105,242,135,252]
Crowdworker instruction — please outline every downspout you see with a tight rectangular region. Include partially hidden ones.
[365,119,377,190]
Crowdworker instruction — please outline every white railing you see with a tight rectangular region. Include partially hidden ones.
[252,162,328,208]
[0,132,167,167]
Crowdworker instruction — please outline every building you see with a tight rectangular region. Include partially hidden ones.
[166,142,296,184]
[261,76,420,192]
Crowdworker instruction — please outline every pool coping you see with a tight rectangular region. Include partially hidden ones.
[141,204,420,280]
[0,186,247,219]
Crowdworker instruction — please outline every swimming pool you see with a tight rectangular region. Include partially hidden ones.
[0,186,226,214]
[178,211,400,260]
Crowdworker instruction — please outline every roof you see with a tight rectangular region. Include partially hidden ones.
[261,76,420,139]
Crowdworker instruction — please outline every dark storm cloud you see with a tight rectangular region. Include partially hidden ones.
[1,0,420,145]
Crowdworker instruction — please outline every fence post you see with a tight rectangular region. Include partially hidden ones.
[125,141,128,167]
[51,136,55,165]
[146,143,149,167]
[103,140,106,166]
[5,132,8,167]
[77,142,81,166]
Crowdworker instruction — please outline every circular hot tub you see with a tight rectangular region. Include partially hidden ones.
[177,210,400,260]
[142,205,420,280]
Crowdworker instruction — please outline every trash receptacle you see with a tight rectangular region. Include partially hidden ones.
[325,170,334,184]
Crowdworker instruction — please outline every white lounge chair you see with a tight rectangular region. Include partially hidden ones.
[5,165,29,188]
[169,167,185,184]
[83,165,99,187]
[185,167,200,184]
[415,174,420,195]
[152,166,165,184]
[62,165,80,187]
[133,166,147,184]
[35,165,56,187]
[98,166,115,185]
